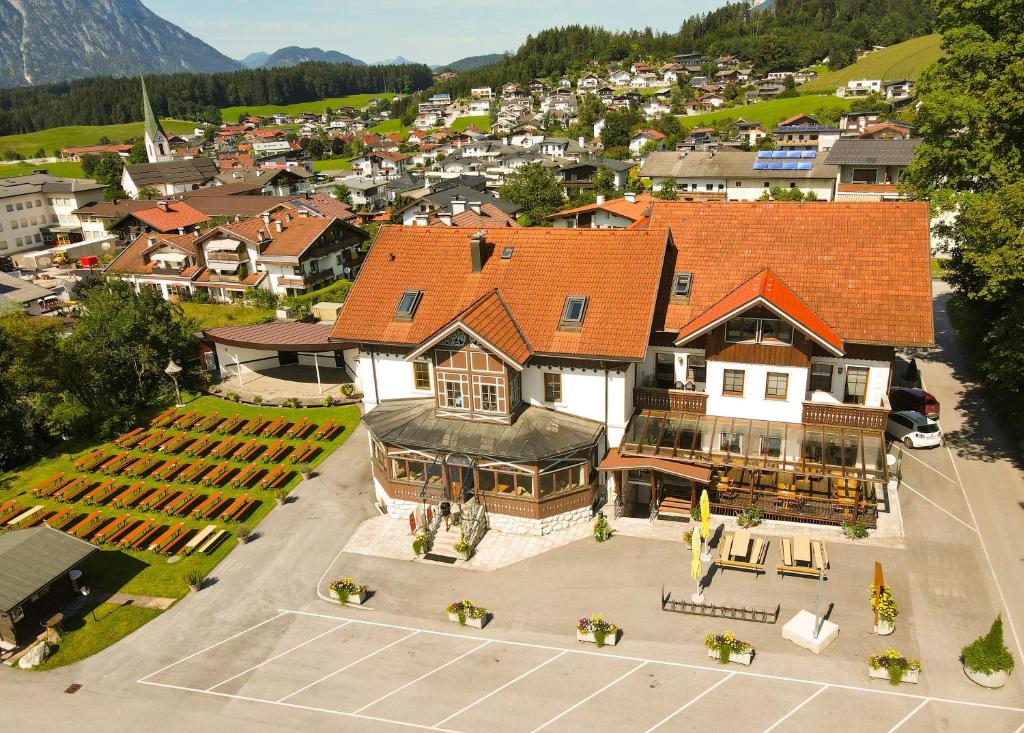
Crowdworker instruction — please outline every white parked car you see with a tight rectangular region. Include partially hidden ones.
[887,410,942,448]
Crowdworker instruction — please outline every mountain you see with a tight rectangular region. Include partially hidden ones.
[376,56,414,66]
[261,46,366,69]
[0,0,241,88]
[239,51,271,68]
[434,53,505,73]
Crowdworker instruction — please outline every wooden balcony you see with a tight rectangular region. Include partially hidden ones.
[208,272,243,283]
[802,401,888,431]
[633,387,707,414]
[206,250,245,264]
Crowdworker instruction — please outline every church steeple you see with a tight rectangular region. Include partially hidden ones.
[141,75,172,163]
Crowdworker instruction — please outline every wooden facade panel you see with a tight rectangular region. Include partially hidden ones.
[705,326,812,367]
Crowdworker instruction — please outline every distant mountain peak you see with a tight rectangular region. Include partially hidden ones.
[375,56,415,66]
[260,46,366,68]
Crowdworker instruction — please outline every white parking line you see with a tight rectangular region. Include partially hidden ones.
[351,640,491,714]
[433,650,568,728]
[137,611,288,683]
[899,447,959,485]
[762,684,829,732]
[643,672,735,733]
[899,480,978,532]
[887,699,929,733]
[276,629,419,703]
[529,661,647,733]
[206,620,351,691]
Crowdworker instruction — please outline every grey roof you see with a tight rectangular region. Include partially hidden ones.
[362,399,605,462]
[0,173,103,200]
[215,167,312,187]
[124,158,219,187]
[419,185,519,214]
[824,138,922,166]
[639,150,836,180]
[0,272,57,305]
[0,527,97,612]
[559,157,634,173]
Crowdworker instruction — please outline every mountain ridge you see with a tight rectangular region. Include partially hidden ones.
[261,46,366,68]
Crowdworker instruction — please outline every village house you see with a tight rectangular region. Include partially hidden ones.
[331,201,932,534]
[554,157,634,192]
[629,129,667,155]
[837,79,882,98]
[0,270,62,315]
[608,70,633,86]
[824,138,922,201]
[838,110,883,135]
[547,192,653,229]
[0,172,105,257]
[772,122,841,152]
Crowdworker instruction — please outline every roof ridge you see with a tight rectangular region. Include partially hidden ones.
[490,288,533,355]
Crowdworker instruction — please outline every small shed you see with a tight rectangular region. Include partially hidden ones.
[0,527,98,649]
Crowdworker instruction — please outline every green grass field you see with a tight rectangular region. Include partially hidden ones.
[220,93,395,122]
[450,115,491,132]
[0,161,86,178]
[682,94,853,129]
[367,118,408,136]
[179,302,275,330]
[801,34,943,94]
[0,120,195,159]
[32,603,162,671]
[312,158,354,173]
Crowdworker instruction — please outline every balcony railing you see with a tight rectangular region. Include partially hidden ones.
[633,387,707,414]
[802,401,888,431]
[206,251,245,263]
[208,272,243,283]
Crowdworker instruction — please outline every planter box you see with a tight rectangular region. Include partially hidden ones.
[707,648,754,666]
[447,611,487,629]
[577,628,619,646]
[329,588,367,605]
[869,666,919,684]
[964,665,1009,689]
[874,620,895,636]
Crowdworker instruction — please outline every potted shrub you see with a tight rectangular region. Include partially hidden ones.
[253,395,263,406]
[868,648,921,685]
[185,569,205,593]
[237,524,252,544]
[577,615,619,647]
[870,584,899,635]
[704,631,755,665]
[297,462,313,480]
[454,537,472,560]
[961,615,1015,688]
[412,529,434,556]
[593,512,612,542]
[322,395,336,407]
[842,521,869,540]
[329,577,369,605]
[341,383,355,397]
[447,600,488,628]
[274,489,289,505]
[737,505,762,528]
[284,397,302,409]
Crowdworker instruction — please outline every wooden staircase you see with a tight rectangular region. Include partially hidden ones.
[657,494,692,519]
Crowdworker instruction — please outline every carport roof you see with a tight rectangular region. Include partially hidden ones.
[204,322,346,351]
[362,398,605,461]
[0,527,97,612]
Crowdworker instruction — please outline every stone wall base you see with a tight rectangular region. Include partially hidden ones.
[486,505,592,536]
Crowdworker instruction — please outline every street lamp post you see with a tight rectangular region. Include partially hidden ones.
[164,357,184,407]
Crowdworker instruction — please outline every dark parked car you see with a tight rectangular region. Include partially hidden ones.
[889,387,940,419]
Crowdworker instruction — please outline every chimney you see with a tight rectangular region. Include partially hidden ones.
[624,191,637,203]
[261,212,271,226]
[469,201,481,215]
[157,200,170,211]
[438,211,453,227]
[578,136,585,148]
[451,196,467,215]
[596,194,606,205]
[470,230,485,272]
[274,220,284,233]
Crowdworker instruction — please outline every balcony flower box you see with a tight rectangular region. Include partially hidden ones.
[705,631,754,666]
[868,648,921,685]
[447,600,488,628]
[328,577,368,605]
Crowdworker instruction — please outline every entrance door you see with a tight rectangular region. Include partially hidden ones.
[278,351,299,366]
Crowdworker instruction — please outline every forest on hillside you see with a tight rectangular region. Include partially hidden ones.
[0,62,434,136]
[436,0,933,97]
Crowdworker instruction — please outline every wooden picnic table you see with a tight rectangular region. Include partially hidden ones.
[731,529,751,560]
[812,540,826,571]
[794,535,812,565]
[118,519,153,548]
[44,507,75,529]
[184,525,218,555]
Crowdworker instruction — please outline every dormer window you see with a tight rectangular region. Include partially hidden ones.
[394,290,422,321]
[559,296,588,330]
[672,273,692,299]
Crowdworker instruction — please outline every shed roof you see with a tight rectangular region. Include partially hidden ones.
[0,527,97,612]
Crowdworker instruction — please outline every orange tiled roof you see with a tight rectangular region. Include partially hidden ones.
[105,232,202,278]
[643,201,933,347]
[131,202,210,232]
[332,226,669,361]
[675,269,843,353]
[412,290,532,367]
[216,215,334,259]
[548,194,654,222]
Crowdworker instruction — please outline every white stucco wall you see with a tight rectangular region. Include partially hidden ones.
[356,350,433,411]
[521,365,608,427]
[705,361,808,423]
[214,343,280,383]
[806,357,890,409]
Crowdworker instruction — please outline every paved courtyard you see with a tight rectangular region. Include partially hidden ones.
[139,609,1024,733]
[219,364,354,401]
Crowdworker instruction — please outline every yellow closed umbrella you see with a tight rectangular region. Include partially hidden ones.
[690,527,702,580]
[700,489,711,540]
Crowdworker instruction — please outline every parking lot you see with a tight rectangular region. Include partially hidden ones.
[139,609,1024,733]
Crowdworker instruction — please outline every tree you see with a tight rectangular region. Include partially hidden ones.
[591,166,616,197]
[0,324,37,469]
[127,139,148,164]
[499,163,565,226]
[904,0,1024,394]
[654,178,677,200]
[334,184,352,205]
[136,187,160,200]
[33,147,46,159]
[91,152,125,187]
[600,108,643,150]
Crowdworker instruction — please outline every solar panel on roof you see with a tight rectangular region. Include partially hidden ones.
[786,150,801,158]
[771,151,786,159]
[782,161,798,170]
[801,151,817,159]
[797,162,813,170]
[756,151,772,159]
[768,161,784,170]
[752,162,770,170]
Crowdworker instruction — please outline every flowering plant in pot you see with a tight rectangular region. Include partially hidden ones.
[577,614,619,647]
[593,512,612,542]
[446,600,488,628]
[961,615,1015,688]
[704,631,754,665]
[868,648,921,685]
[329,577,369,604]
[870,583,899,635]
[454,537,472,560]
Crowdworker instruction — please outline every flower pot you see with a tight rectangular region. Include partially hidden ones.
[301,471,312,481]
[963,665,1009,689]
[874,619,895,636]
[708,648,753,666]
[330,588,367,605]
[577,629,619,646]
[448,611,487,628]
[188,583,201,593]
[869,666,919,684]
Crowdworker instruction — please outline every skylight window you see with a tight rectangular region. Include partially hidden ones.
[500,246,514,260]
[673,273,693,298]
[394,290,422,321]
[559,296,588,330]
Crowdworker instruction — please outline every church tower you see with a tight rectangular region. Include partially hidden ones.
[141,76,172,164]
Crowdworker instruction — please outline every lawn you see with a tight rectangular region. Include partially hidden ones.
[179,302,275,330]
[32,603,162,671]
[0,161,86,179]
[368,118,408,136]
[0,395,360,603]
[220,93,396,122]
[0,120,194,159]
[450,115,491,132]
[931,257,949,280]
[682,94,854,129]
[801,34,943,94]
[313,157,354,173]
